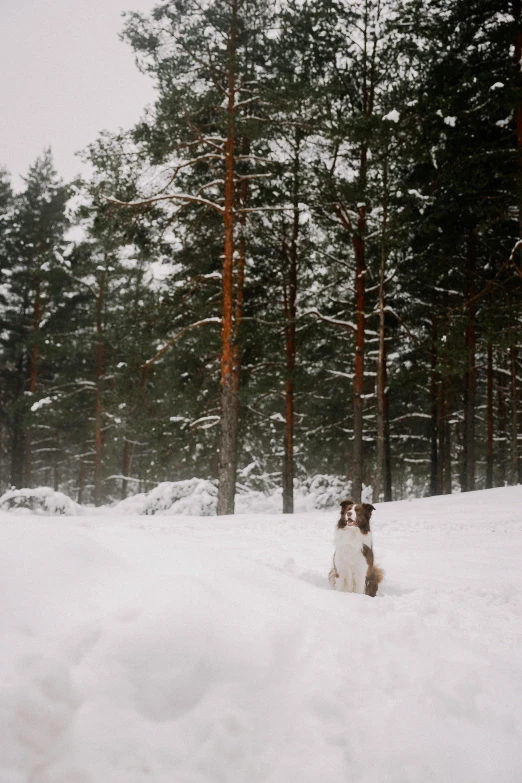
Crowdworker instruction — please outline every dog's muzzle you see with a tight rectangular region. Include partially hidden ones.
[345,510,356,526]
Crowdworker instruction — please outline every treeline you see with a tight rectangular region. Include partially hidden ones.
[0,0,521,510]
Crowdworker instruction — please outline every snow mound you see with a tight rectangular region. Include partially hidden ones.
[115,478,218,516]
[0,486,82,516]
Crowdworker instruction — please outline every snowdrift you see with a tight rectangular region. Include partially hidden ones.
[1,485,522,782]
[0,486,82,516]
[115,478,218,516]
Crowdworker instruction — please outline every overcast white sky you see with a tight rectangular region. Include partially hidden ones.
[0,0,158,189]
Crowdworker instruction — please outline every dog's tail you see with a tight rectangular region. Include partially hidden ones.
[365,565,384,597]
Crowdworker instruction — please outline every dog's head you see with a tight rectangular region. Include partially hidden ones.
[337,499,375,534]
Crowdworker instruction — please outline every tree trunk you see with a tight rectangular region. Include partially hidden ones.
[442,384,452,495]
[352,230,365,502]
[351,143,367,502]
[486,341,494,488]
[437,373,446,492]
[438,276,452,494]
[497,357,507,487]
[383,354,392,502]
[217,0,238,516]
[429,295,439,495]
[514,0,522,261]
[94,272,105,507]
[53,445,59,492]
[375,173,388,503]
[510,345,519,483]
[462,232,476,492]
[10,413,25,488]
[10,353,26,488]
[77,456,85,505]
[282,138,300,514]
[334,2,378,501]
[24,279,42,487]
[514,0,522,482]
[121,435,134,500]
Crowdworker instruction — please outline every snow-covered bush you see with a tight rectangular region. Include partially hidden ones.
[236,462,280,495]
[235,475,351,513]
[0,487,82,516]
[112,475,352,516]
[114,478,218,516]
[297,475,351,510]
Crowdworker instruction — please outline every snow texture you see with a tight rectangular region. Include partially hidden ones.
[0,486,83,516]
[1,485,522,782]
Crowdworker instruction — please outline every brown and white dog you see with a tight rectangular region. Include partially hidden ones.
[328,500,383,596]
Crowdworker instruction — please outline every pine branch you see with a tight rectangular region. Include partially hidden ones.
[104,193,224,213]
[143,317,221,370]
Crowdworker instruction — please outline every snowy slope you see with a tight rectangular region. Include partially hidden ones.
[1,486,522,782]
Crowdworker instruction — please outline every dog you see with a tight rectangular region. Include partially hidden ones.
[328,499,383,596]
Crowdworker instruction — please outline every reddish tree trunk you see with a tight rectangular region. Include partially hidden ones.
[217,0,238,516]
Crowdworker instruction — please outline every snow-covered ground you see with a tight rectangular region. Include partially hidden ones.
[2,485,522,782]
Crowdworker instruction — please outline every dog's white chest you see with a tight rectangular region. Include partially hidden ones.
[333,527,372,593]
[334,527,372,558]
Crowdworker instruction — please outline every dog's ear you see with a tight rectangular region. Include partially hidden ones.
[340,498,354,510]
[362,503,376,514]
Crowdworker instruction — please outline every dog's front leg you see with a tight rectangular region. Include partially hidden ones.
[353,562,368,594]
[328,554,338,589]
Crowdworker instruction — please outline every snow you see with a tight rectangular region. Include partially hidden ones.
[383,109,399,123]
[1,485,522,782]
[30,396,54,413]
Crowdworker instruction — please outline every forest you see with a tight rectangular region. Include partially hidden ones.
[0,0,521,512]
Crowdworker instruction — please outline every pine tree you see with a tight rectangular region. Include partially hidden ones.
[0,150,69,488]
[120,0,275,513]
